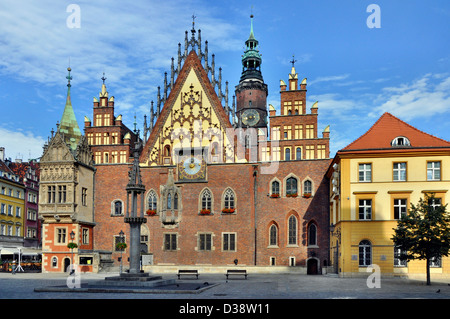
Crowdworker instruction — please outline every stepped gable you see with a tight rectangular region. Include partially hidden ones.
[341,112,450,152]
[140,49,233,164]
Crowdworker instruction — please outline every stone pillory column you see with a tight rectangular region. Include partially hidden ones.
[124,139,146,274]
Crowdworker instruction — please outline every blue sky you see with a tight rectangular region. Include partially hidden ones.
[0,0,449,161]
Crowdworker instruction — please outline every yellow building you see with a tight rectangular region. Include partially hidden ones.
[327,113,450,279]
[0,155,26,251]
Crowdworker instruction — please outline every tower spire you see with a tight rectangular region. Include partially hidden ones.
[59,67,82,150]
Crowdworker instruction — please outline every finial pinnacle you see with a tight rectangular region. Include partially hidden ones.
[66,67,72,87]
[290,54,297,68]
[101,72,107,85]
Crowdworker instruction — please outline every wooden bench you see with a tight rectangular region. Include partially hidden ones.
[177,269,199,279]
[225,269,247,279]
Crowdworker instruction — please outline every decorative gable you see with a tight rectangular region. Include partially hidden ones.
[140,51,236,166]
[41,131,75,163]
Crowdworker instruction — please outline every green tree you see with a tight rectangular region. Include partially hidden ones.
[392,194,450,285]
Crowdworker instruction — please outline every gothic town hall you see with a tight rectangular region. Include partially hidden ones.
[39,16,332,275]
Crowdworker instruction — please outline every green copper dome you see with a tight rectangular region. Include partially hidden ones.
[240,15,263,82]
[58,67,82,150]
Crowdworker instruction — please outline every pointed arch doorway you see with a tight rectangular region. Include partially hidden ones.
[307,258,319,275]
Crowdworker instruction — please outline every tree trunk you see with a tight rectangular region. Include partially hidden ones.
[426,257,431,285]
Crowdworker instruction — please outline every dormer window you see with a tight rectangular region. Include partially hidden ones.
[391,136,411,147]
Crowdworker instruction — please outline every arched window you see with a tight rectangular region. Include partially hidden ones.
[286,177,298,196]
[113,200,123,216]
[201,189,212,210]
[296,147,302,160]
[223,188,235,210]
[285,148,291,161]
[174,193,178,210]
[271,180,280,195]
[164,145,171,157]
[391,136,411,147]
[167,193,172,210]
[51,256,58,268]
[148,191,157,211]
[308,223,317,246]
[269,224,278,246]
[304,180,312,196]
[288,215,297,245]
[359,240,372,266]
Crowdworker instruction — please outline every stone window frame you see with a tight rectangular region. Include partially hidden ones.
[195,232,215,251]
[268,222,279,248]
[221,187,236,213]
[283,173,299,197]
[222,232,237,252]
[199,187,214,214]
[287,213,299,247]
[145,189,159,213]
[111,199,124,216]
[269,177,281,197]
[302,177,314,197]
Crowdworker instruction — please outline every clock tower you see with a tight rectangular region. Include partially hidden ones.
[235,14,268,131]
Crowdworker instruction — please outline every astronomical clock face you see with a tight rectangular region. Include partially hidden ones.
[178,155,206,181]
[242,109,260,127]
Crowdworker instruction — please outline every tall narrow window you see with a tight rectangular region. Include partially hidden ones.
[167,193,172,210]
[58,185,66,203]
[164,233,177,251]
[303,180,312,196]
[201,189,212,211]
[48,186,56,203]
[359,199,372,220]
[82,188,87,206]
[394,199,407,219]
[286,177,298,196]
[288,215,297,245]
[174,193,178,210]
[114,200,123,216]
[57,228,67,244]
[308,224,317,246]
[223,188,235,210]
[271,181,280,195]
[285,148,291,161]
[394,246,407,267]
[359,240,372,266]
[148,191,157,211]
[296,147,302,160]
[269,224,278,246]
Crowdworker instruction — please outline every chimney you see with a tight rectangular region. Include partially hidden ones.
[0,147,4,161]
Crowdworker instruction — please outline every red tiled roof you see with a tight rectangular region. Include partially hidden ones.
[341,112,450,151]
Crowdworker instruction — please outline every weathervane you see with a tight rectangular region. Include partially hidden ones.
[192,14,196,30]
[101,72,107,85]
[290,54,297,68]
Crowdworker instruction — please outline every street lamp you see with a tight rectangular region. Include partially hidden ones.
[119,230,124,274]
[70,230,75,273]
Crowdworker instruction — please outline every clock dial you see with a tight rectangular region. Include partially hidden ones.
[242,109,260,127]
[178,155,206,180]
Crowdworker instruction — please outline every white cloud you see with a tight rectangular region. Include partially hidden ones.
[0,128,46,161]
[309,74,350,85]
[372,74,450,121]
